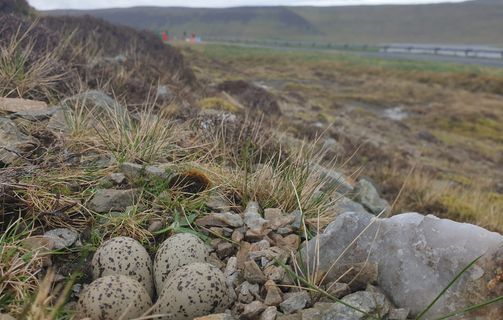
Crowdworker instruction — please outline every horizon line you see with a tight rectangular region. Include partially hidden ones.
[34,0,472,11]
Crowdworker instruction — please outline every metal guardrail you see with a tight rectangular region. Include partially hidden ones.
[381,45,503,59]
[202,36,503,60]
[203,36,379,52]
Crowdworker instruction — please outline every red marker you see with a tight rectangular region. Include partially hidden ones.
[161,31,169,42]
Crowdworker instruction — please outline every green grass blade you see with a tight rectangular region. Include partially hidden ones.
[416,255,483,320]
[433,295,503,320]
[277,260,379,320]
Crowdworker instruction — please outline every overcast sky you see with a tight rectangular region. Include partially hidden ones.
[28,0,469,10]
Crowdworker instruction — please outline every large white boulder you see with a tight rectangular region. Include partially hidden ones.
[302,211,503,319]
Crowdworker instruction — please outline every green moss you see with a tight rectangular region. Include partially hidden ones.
[198,97,240,113]
[436,116,503,143]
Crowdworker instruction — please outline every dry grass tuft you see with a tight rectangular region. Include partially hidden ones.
[0,19,70,101]
[95,101,186,164]
[395,172,503,232]
[97,203,156,244]
[0,218,43,315]
[22,269,74,320]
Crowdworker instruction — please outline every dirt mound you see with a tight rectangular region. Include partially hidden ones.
[0,0,32,15]
[0,12,198,104]
[217,80,281,116]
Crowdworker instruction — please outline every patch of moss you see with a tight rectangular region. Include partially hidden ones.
[198,97,240,113]
[436,116,503,143]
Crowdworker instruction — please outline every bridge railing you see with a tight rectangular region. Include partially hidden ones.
[201,36,503,60]
[380,45,503,59]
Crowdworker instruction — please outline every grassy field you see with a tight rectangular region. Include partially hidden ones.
[181,43,503,231]
[48,1,503,46]
[2,6,503,317]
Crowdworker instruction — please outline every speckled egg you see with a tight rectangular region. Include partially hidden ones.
[76,275,152,320]
[153,233,209,291]
[92,236,154,298]
[152,262,229,320]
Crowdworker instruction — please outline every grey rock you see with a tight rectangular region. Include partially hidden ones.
[312,164,354,194]
[48,90,127,131]
[44,228,79,250]
[14,107,60,121]
[312,303,334,314]
[264,265,286,283]
[67,90,124,115]
[144,165,167,178]
[353,178,389,215]
[232,230,244,242]
[225,257,239,289]
[276,314,301,320]
[71,283,82,297]
[279,291,311,314]
[217,242,235,259]
[322,291,389,320]
[325,282,351,299]
[299,308,323,320]
[260,306,278,320]
[238,282,260,304]
[120,162,168,181]
[109,172,126,185]
[103,54,127,64]
[290,210,303,229]
[120,162,143,179]
[264,281,283,306]
[302,211,503,319]
[250,239,270,252]
[244,201,268,230]
[214,212,244,228]
[148,220,164,232]
[244,260,267,284]
[0,118,37,164]
[156,85,172,100]
[0,97,48,113]
[206,194,232,212]
[333,193,368,215]
[193,314,235,320]
[241,301,266,319]
[388,308,410,320]
[277,226,293,235]
[88,189,138,213]
[265,208,295,230]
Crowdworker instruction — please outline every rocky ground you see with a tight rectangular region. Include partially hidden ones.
[1,2,503,320]
[1,92,502,319]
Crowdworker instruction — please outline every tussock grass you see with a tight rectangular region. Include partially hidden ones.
[395,172,503,231]
[95,102,185,164]
[96,207,155,244]
[192,114,345,219]
[0,218,43,315]
[242,144,342,220]
[0,20,70,101]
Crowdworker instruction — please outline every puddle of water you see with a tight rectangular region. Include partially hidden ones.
[383,107,409,121]
[344,101,410,121]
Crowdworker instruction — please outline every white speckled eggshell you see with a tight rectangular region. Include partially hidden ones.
[77,275,152,320]
[91,236,154,298]
[152,262,229,320]
[153,233,209,292]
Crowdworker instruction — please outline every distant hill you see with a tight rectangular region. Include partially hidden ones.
[46,0,503,46]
